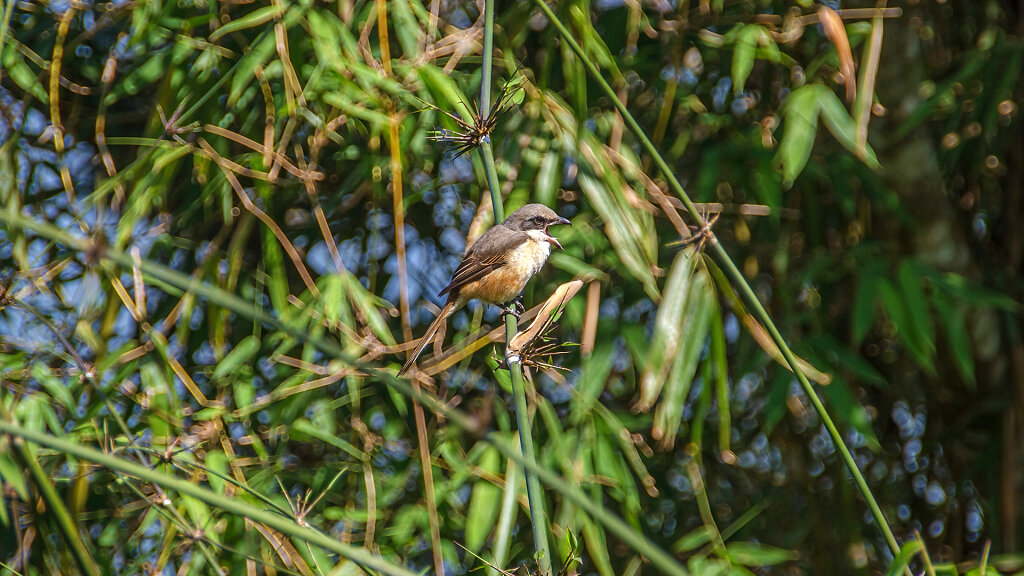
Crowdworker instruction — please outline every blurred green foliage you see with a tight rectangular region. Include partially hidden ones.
[1,0,1022,575]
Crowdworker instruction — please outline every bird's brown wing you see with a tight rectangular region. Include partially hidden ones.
[439,226,527,298]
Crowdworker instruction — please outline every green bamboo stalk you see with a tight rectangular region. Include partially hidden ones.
[478,0,552,572]
[531,0,901,558]
[0,420,419,576]
[478,0,496,128]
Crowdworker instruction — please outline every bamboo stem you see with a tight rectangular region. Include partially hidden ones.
[479,0,552,572]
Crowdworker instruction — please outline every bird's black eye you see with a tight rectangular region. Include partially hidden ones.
[529,216,545,227]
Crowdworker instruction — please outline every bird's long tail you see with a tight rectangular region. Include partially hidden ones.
[399,301,456,376]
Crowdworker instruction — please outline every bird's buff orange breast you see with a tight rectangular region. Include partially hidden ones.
[462,236,552,305]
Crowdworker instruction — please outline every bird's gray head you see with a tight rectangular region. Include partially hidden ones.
[503,203,571,247]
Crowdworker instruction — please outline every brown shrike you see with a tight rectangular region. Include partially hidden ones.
[399,203,570,375]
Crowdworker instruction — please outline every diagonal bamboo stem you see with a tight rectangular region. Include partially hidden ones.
[531,0,901,560]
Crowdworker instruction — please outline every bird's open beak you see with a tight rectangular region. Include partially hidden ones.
[544,216,571,249]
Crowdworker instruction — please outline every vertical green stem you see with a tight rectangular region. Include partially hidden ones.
[479,0,551,573]
[479,0,496,122]
[531,0,901,560]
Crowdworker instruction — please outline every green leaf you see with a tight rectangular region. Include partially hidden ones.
[31,363,76,412]
[0,452,29,500]
[258,209,290,315]
[878,279,932,371]
[593,422,631,500]
[818,87,881,169]
[732,24,760,95]
[580,513,615,576]
[898,261,936,360]
[653,268,715,447]
[212,335,261,381]
[417,65,475,126]
[931,294,976,387]
[464,446,502,552]
[710,311,732,455]
[776,85,821,188]
[387,0,420,58]
[884,539,923,576]
[536,151,561,208]
[673,526,713,553]
[933,272,1020,310]
[291,419,364,460]
[577,169,660,301]
[209,6,285,41]
[726,541,799,566]
[549,251,605,281]
[205,450,229,494]
[228,33,276,107]
[639,250,697,408]
[573,341,616,423]
[343,274,397,346]
[307,9,346,74]
[2,46,48,103]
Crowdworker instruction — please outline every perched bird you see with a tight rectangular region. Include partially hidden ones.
[399,203,571,376]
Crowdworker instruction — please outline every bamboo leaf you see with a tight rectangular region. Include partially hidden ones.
[883,539,923,576]
[726,542,799,566]
[898,260,936,361]
[818,86,881,168]
[639,250,697,409]
[212,335,261,381]
[2,46,48,103]
[209,6,285,41]
[931,293,976,387]
[653,268,714,447]
[776,85,821,188]
[878,278,932,371]
[732,24,758,95]
[465,446,502,552]
[577,170,660,301]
